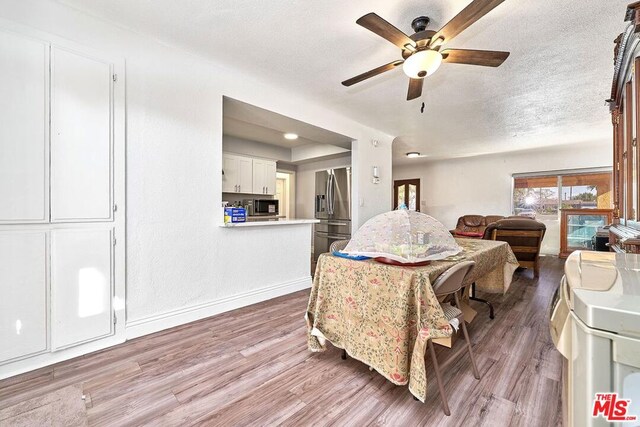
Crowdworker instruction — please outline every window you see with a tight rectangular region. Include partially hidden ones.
[513,170,613,219]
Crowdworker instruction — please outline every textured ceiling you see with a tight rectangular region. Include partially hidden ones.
[57,0,629,164]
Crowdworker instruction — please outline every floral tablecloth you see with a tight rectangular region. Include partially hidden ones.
[305,238,518,402]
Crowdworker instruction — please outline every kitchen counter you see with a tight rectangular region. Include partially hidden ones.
[246,215,286,221]
[220,218,319,228]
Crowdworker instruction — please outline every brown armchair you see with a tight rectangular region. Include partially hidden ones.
[452,215,505,238]
[483,218,546,278]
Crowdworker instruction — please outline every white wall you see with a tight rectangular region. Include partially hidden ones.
[0,0,393,339]
[392,141,612,254]
[353,139,394,224]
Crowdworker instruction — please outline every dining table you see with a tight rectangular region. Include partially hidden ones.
[305,237,519,402]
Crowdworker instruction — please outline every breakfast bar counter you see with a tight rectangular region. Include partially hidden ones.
[220,218,319,228]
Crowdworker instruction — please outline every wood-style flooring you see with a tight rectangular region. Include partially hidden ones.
[0,256,565,426]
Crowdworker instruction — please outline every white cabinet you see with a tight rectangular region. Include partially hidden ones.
[0,26,125,378]
[223,153,277,195]
[0,232,48,363]
[222,153,253,194]
[0,30,49,223]
[51,229,113,350]
[265,161,277,195]
[51,47,113,222]
[252,159,277,195]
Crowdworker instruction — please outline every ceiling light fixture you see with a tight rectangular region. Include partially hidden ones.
[402,50,443,79]
[406,152,421,158]
[283,133,299,140]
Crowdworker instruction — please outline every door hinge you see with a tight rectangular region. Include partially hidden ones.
[113,73,118,82]
[113,204,118,212]
[113,237,117,246]
[114,312,117,325]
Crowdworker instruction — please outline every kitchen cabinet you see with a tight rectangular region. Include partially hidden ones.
[222,153,253,194]
[223,153,277,195]
[252,159,277,195]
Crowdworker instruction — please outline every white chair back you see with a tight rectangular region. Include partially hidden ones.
[330,239,349,253]
[431,261,475,296]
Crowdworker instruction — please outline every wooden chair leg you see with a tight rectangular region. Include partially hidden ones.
[534,258,540,278]
[427,339,451,416]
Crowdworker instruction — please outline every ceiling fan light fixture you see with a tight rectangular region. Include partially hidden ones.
[283,133,299,140]
[402,49,442,79]
[406,152,421,158]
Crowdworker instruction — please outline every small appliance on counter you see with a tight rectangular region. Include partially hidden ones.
[549,251,640,426]
[243,199,279,216]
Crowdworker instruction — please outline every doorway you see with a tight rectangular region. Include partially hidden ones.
[276,171,295,219]
[394,179,421,211]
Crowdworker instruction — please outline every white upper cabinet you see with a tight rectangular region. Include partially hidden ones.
[50,46,113,222]
[0,30,49,223]
[253,159,277,195]
[264,161,277,196]
[0,231,48,363]
[222,153,252,194]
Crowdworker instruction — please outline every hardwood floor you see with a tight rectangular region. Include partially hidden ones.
[0,256,565,426]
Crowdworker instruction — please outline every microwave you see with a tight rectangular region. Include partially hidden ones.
[243,199,279,216]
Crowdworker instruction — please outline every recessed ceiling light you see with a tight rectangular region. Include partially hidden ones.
[284,133,298,140]
[406,152,421,158]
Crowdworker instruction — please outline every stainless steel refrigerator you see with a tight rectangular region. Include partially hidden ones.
[314,167,351,262]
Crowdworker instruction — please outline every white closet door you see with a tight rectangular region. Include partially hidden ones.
[51,229,113,350]
[0,31,48,223]
[0,232,48,363]
[51,47,112,222]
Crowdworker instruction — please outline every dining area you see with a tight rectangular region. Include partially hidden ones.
[306,210,521,415]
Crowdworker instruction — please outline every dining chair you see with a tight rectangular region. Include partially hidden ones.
[330,239,349,253]
[426,260,480,416]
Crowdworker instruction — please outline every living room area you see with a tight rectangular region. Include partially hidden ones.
[1,1,636,426]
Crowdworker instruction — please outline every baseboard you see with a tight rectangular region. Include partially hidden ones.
[125,276,312,340]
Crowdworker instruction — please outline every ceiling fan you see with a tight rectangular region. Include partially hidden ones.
[342,0,510,101]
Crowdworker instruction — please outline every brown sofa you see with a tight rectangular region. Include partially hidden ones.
[451,215,505,238]
[483,218,546,278]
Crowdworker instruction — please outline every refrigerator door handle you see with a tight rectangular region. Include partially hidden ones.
[329,173,335,215]
[325,174,331,215]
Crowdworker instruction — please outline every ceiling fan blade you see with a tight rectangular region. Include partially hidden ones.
[430,0,506,46]
[441,49,510,67]
[407,78,424,100]
[356,13,416,50]
[342,60,404,87]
